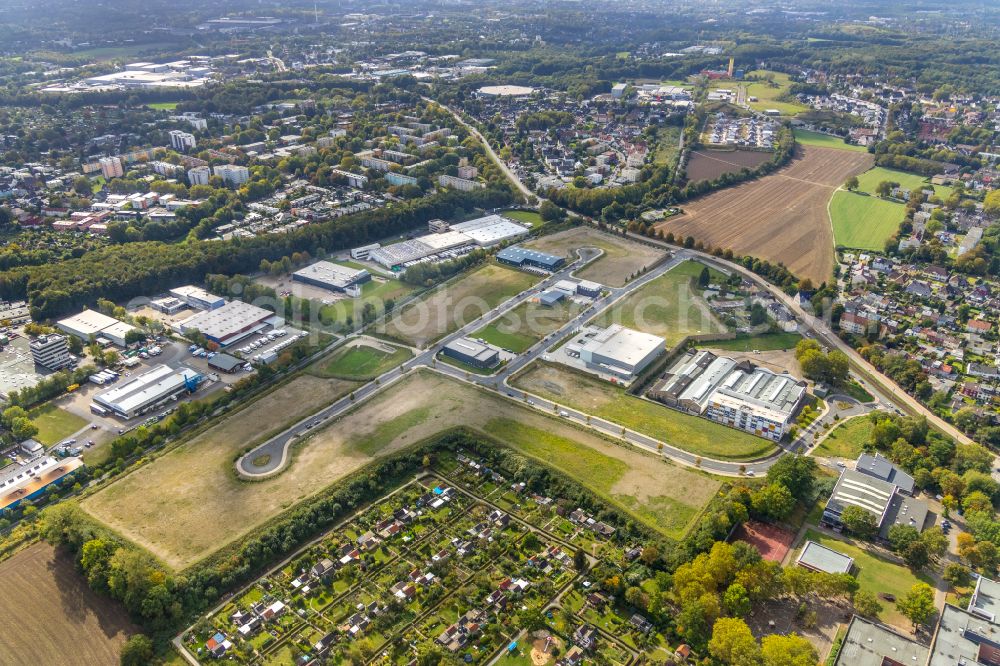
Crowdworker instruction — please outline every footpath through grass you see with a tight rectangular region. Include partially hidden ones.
[512,362,777,460]
[29,404,88,445]
[812,415,873,459]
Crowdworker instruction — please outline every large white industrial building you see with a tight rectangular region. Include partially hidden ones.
[176,300,280,347]
[57,309,138,346]
[565,324,665,382]
[651,349,807,441]
[92,364,201,419]
[368,214,530,269]
[292,261,371,293]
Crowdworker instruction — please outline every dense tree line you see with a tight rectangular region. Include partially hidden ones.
[0,187,514,320]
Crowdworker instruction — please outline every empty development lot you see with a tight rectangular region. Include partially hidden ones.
[685,148,772,182]
[474,297,584,353]
[524,227,665,287]
[0,542,137,665]
[830,190,905,251]
[81,372,361,570]
[658,145,873,285]
[382,263,538,348]
[591,259,727,346]
[81,371,718,568]
[512,362,777,461]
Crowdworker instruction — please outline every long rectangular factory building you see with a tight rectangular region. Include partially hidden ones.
[92,364,201,419]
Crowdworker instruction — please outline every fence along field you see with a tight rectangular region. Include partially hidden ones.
[0,542,138,665]
[80,371,720,569]
[658,145,874,285]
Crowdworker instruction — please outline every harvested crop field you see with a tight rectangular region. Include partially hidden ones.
[524,227,665,287]
[82,372,718,568]
[81,373,361,569]
[658,145,873,285]
[381,263,538,348]
[685,149,772,182]
[0,542,137,665]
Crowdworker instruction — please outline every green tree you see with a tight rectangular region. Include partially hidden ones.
[897,583,936,629]
[709,617,762,666]
[723,582,752,617]
[853,589,883,617]
[10,416,38,441]
[120,635,153,666]
[750,483,795,521]
[698,266,711,288]
[765,455,817,502]
[844,176,859,191]
[985,189,1000,217]
[761,633,817,666]
[840,505,877,540]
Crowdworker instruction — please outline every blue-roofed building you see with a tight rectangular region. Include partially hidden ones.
[537,290,565,307]
[496,246,565,271]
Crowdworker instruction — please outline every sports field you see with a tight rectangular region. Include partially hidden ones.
[29,404,88,446]
[830,191,905,251]
[308,340,412,380]
[473,298,584,353]
[658,145,873,285]
[146,101,180,110]
[591,260,727,345]
[793,129,870,153]
[81,371,718,568]
[512,362,777,460]
[502,209,544,226]
[0,542,137,665]
[524,227,665,287]
[382,263,538,348]
[702,332,803,352]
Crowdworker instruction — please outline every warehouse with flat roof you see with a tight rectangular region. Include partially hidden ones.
[57,309,138,346]
[496,246,565,271]
[178,300,279,347]
[566,324,664,381]
[442,337,500,369]
[170,285,225,310]
[450,215,529,246]
[92,364,201,419]
[292,261,371,293]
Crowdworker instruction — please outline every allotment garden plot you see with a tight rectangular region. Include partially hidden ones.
[182,462,664,665]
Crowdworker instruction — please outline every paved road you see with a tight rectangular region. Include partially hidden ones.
[237,247,800,479]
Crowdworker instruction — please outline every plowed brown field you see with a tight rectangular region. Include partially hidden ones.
[657,146,873,284]
[0,542,137,665]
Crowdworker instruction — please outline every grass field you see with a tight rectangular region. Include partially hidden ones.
[800,529,933,628]
[382,263,538,348]
[652,125,683,167]
[512,362,777,460]
[29,404,88,446]
[0,542,137,665]
[81,371,719,568]
[701,332,803,352]
[81,373,362,569]
[830,191,905,251]
[742,70,809,116]
[473,298,584,353]
[524,227,665,287]
[812,416,873,459]
[308,341,412,380]
[502,209,544,226]
[854,167,954,200]
[145,101,180,110]
[592,260,727,345]
[319,276,418,330]
[793,129,870,153]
